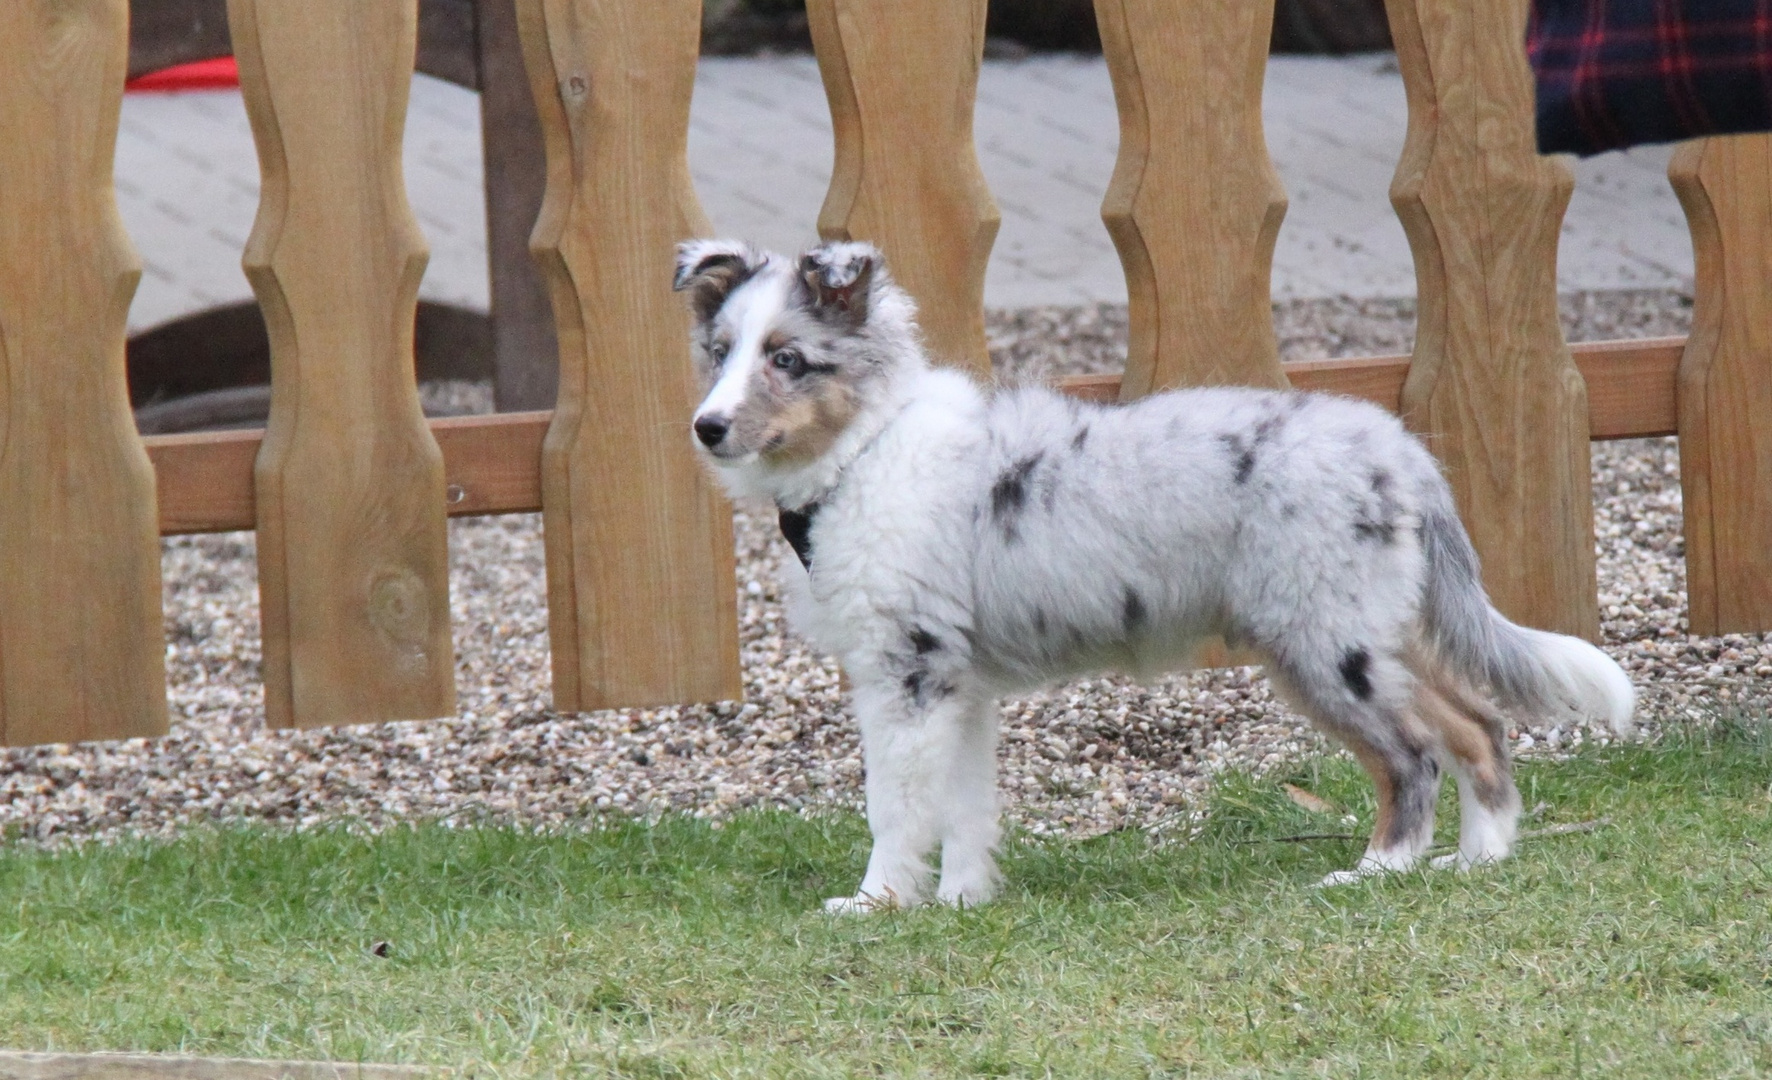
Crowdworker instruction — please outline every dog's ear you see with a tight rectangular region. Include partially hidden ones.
[674,240,762,321]
[798,241,880,326]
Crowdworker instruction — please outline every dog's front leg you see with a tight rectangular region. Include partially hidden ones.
[934,695,1001,907]
[824,680,977,914]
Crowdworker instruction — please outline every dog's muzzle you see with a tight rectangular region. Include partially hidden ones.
[693,414,730,448]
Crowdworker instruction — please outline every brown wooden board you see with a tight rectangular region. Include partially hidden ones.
[0,1051,426,1080]
[1385,0,1598,640]
[807,0,1000,377]
[0,0,169,747]
[1670,134,1772,636]
[147,411,548,535]
[515,0,742,711]
[1094,0,1290,397]
[230,0,456,729]
[1574,336,1682,439]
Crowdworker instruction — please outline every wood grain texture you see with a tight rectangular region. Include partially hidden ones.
[1094,0,1289,398]
[516,0,742,710]
[146,411,549,534]
[807,0,1000,376]
[0,0,168,747]
[0,1051,425,1080]
[148,427,261,533]
[1669,135,1772,635]
[231,0,456,729]
[1385,0,1598,640]
[1572,337,1682,439]
[429,410,548,517]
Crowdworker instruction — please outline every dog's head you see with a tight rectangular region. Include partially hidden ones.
[675,239,911,471]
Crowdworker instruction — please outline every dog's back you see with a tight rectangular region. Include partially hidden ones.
[968,383,1438,687]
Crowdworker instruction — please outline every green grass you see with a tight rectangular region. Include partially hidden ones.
[2,719,1770,1078]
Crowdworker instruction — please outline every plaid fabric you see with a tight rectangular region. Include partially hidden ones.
[1528,0,1772,155]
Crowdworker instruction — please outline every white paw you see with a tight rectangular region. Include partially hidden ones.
[1431,849,1506,872]
[1316,850,1421,887]
[821,889,902,915]
[935,883,998,909]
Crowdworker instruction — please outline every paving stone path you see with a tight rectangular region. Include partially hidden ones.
[116,53,1693,334]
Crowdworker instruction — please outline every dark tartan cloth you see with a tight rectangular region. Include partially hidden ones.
[1528,0,1772,155]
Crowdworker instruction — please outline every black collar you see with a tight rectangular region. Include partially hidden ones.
[777,501,822,570]
[768,397,914,573]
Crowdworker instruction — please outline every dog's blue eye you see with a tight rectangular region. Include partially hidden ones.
[709,342,730,364]
[772,349,806,376]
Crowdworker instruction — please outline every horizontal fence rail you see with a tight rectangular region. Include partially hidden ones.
[141,335,1688,536]
[0,0,1765,747]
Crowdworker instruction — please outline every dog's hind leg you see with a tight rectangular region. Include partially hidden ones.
[1412,662,1521,870]
[935,696,1002,907]
[1267,645,1442,886]
[825,679,975,913]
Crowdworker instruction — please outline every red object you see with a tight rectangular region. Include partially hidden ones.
[125,57,240,93]
[1529,0,1772,154]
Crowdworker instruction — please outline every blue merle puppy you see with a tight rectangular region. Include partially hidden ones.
[675,238,1635,911]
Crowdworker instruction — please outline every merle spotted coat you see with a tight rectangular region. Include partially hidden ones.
[675,239,1635,911]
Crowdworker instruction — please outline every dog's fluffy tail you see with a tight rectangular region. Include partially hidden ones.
[1420,495,1635,736]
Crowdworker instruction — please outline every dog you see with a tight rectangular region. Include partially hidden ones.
[674,238,1635,912]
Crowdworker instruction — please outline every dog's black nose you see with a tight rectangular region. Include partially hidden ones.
[693,415,730,448]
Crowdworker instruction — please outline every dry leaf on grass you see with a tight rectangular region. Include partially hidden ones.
[1283,784,1340,815]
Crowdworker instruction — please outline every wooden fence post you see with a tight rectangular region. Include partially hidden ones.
[230,0,457,728]
[0,0,169,746]
[1094,0,1289,397]
[475,0,560,411]
[1669,134,1772,636]
[515,0,742,710]
[807,0,1000,378]
[1385,0,1598,640]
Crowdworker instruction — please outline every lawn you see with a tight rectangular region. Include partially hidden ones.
[1,718,1768,1078]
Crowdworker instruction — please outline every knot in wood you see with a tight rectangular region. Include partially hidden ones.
[367,568,431,658]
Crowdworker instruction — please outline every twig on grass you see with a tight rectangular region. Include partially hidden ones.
[1233,818,1611,849]
[1230,832,1358,845]
[1423,817,1614,853]
[1518,817,1611,840]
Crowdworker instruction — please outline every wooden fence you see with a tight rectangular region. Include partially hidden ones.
[0,0,1766,746]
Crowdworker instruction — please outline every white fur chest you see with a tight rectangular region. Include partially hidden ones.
[786,371,987,668]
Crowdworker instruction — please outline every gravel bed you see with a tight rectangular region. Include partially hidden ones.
[1,290,1762,847]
